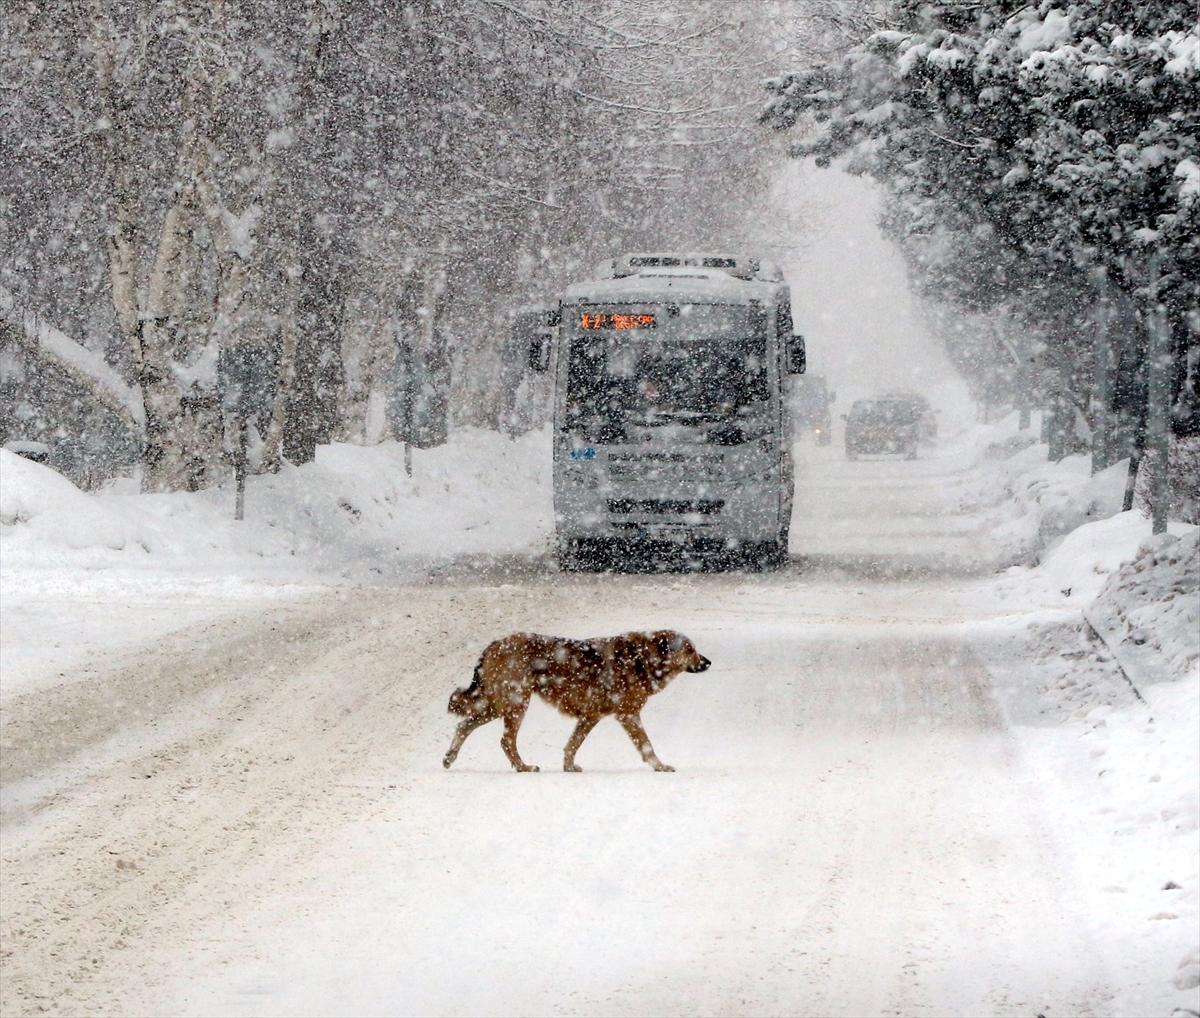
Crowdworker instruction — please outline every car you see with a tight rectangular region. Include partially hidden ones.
[879,390,938,445]
[843,397,921,460]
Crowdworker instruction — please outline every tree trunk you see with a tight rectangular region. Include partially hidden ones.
[1090,275,1114,472]
[259,266,300,472]
[1046,387,1072,462]
[412,262,450,448]
[92,2,227,492]
[1144,259,1171,534]
[283,236,346,465]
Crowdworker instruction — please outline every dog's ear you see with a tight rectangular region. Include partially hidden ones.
[654,631,675,660]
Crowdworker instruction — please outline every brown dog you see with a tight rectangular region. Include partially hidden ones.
[442,630,711,772]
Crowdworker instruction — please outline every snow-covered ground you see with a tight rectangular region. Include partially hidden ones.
[978,513,1199,1018]
[3,167,1196,1016]
[2,415,1196,1017]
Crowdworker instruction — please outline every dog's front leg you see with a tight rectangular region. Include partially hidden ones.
[563,716,599,772]
[616,713,674,772]
[443,712,494,769]
[501,711,539,772]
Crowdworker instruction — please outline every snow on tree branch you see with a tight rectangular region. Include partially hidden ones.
[0,285,145,431]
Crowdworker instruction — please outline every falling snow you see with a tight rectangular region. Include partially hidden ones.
[1,3,1197,1017]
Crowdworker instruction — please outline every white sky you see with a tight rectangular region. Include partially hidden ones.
[771,162,975,428]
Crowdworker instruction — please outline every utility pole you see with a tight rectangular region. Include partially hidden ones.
[1144,254,1171,534]
[401,340,414,478]
[392,318,414,479]
[233,416,248,520]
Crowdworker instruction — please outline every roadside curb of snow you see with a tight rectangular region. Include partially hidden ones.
[1019,521,1197,710]
[1081,607,1148,705]
[982,518,1199,1016]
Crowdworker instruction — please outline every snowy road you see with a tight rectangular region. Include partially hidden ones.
[1,447,1121,1016]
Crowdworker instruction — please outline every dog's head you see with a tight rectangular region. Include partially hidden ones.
[653,630,711,676]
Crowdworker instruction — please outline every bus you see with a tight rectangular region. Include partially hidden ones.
[527,252,806,571]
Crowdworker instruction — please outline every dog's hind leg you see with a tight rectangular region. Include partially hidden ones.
[616,713,674,772]
[562,716,600,772]
[501,701,538,772]
[443,711,495,769]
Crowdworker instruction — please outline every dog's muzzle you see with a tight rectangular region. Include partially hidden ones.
[687,656,711,673]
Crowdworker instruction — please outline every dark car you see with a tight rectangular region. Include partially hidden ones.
[879,390,938,445]
[844,398,921,460]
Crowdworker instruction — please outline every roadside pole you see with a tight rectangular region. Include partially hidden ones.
[233,415,248,521]
[403,345,414,479]
[1144,254,1170,534]
[398,337,414,478]
[218,343,275,522]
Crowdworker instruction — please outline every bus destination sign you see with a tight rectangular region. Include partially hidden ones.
[579,312,657,330]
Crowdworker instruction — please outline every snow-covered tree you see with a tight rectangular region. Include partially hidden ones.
[2,0,788,489]
[763,0,1200,461]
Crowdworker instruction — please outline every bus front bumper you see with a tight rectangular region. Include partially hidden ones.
[555,487,782,546]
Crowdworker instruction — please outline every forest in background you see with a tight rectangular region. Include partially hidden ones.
[2,0,793,490]
[764,0,1199,519]
[2,0,1197,519]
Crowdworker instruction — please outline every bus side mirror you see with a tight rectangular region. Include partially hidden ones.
[787,333,806,374]
[527,307,559,373]
[529,334,550,372]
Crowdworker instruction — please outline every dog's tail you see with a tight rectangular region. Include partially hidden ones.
[448,656,485,715]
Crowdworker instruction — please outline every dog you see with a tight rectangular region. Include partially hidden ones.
[442,630,711,772]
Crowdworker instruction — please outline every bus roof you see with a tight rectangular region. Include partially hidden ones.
[564,267,787,306]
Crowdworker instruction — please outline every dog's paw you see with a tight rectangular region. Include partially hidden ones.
[516,764,540,773]
[563,763,582,773]
[653,763,675,773]
[442,755,454,769]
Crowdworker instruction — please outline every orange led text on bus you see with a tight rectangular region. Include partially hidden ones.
[579,313,657,330]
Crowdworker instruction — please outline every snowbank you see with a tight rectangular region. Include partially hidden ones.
[966,421,1128,566]
[1,430,552,695]
[0,428,552,582]
[1039,510,1196,603]
[1008,645,1200,1017]
[977,452,1199,1016]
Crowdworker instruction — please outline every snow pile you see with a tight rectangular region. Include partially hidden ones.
[994,622,1200,1016]
[988,512,1197,722]
[963,417,1128,566]
[1037,510,1195,603]
[2,430,552,693]
[1087,529,1200,688]
[0,449,137,551]
[0,428,552,582]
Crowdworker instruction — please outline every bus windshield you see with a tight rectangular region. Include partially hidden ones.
[565,303,769,439]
